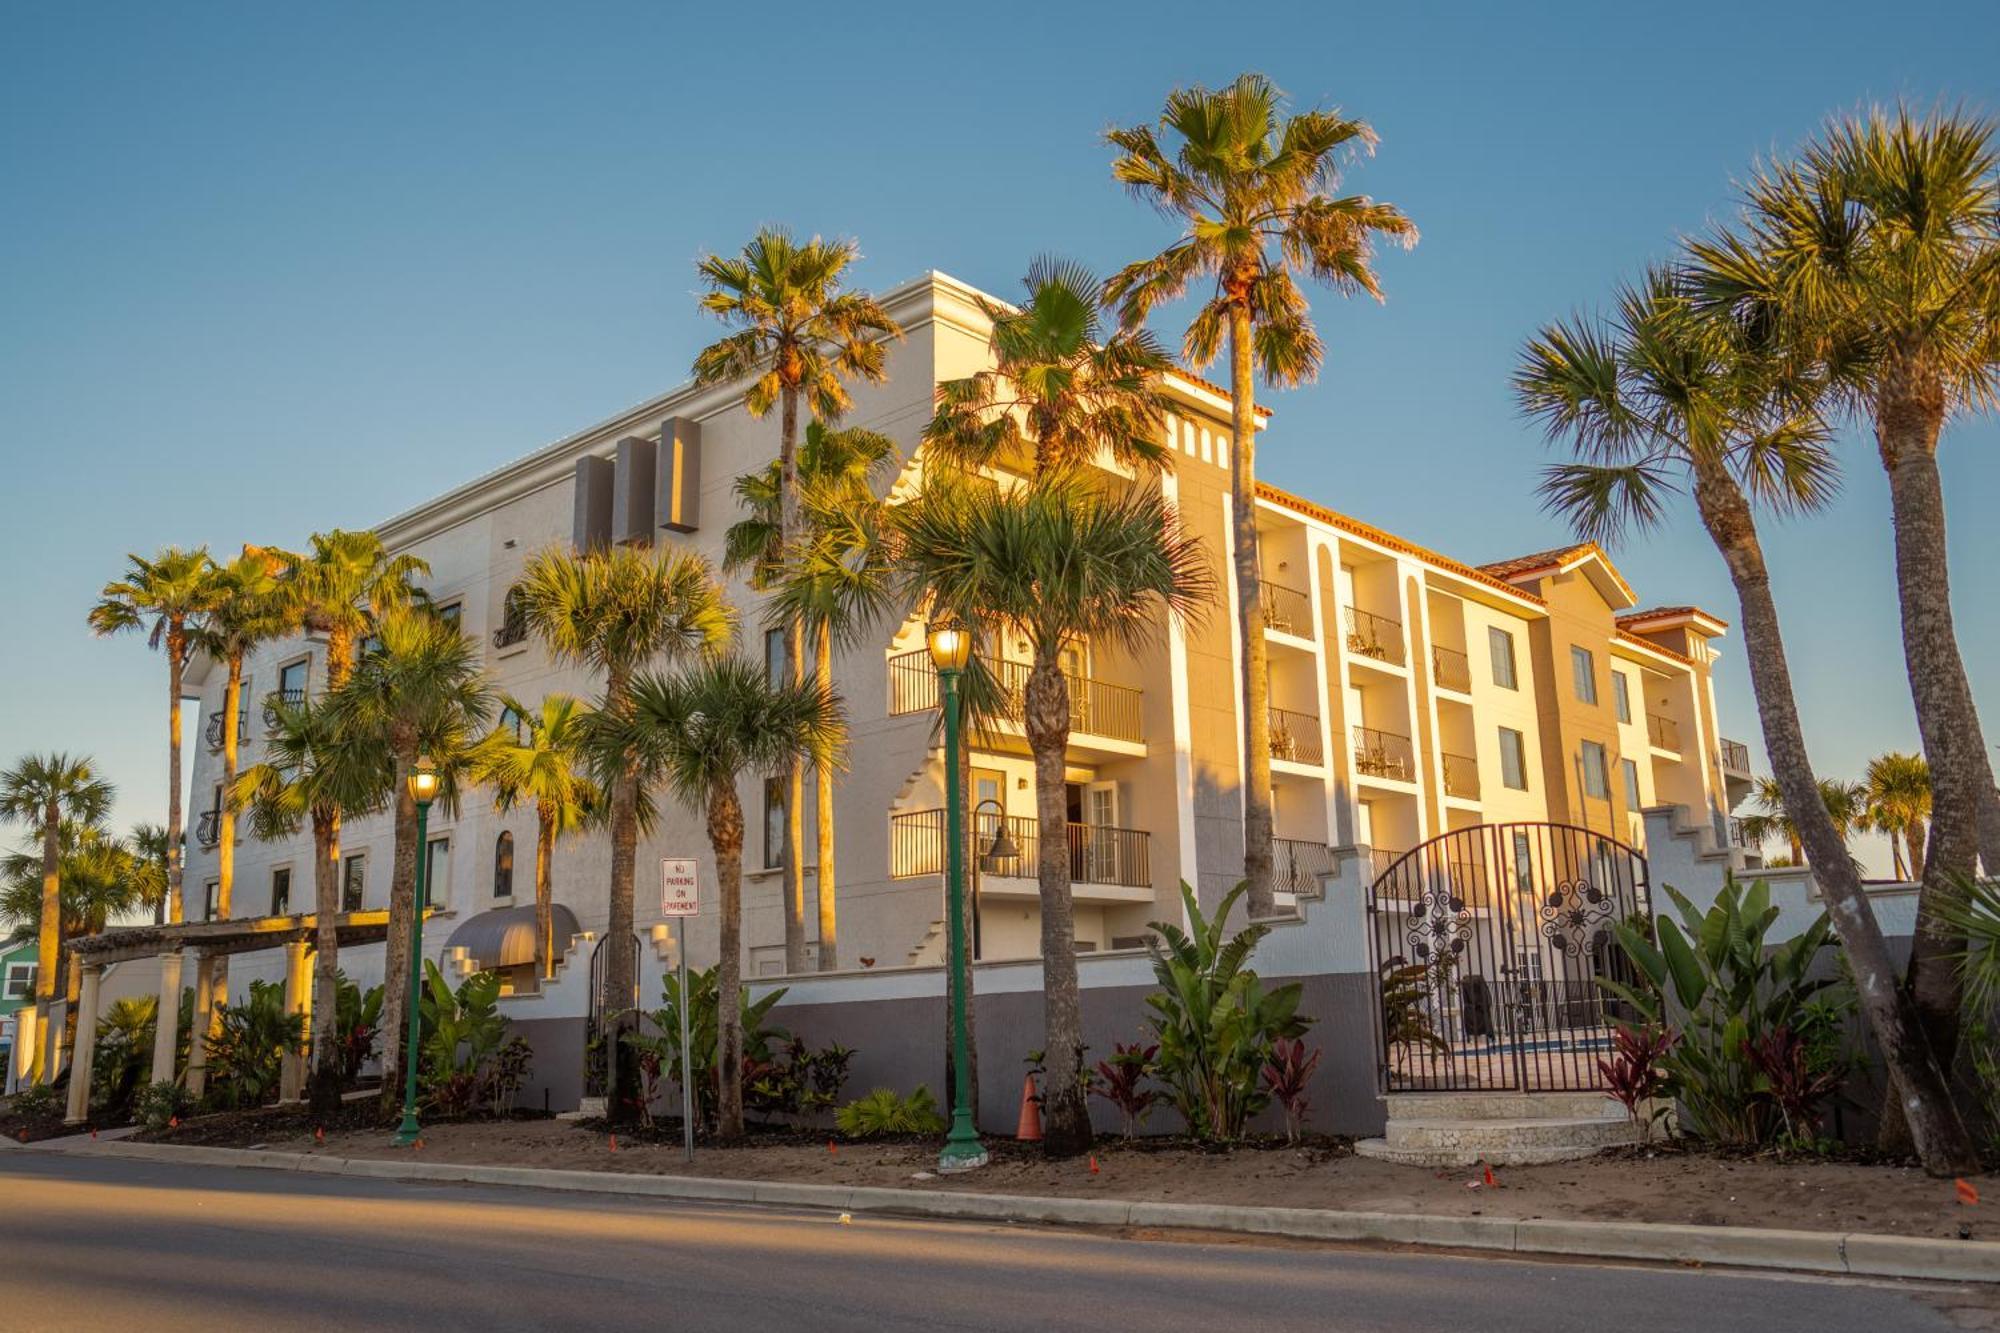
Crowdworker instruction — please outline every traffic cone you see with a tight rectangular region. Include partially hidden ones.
[1016,1073,1042,1142]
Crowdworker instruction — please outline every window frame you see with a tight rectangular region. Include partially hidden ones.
[1620,756,1642,807]
[762,776,787,871]
[1488,626,1518,690]
[1580,740,1611,799]
[1612,670,1632,724]
[493,830,515,901]
[1498,726,1529,791]
[341,852,367,912]
[764,627,789,685]
[3,962,35,1000]
[270,865,292,917]
[276,656,310,704]
[1571,646,1598,706]
[424,834,451,911]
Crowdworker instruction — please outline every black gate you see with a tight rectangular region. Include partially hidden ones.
[1366,822,1649,1092]
[583,932,640,1100]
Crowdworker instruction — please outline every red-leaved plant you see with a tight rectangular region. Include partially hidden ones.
[1746,1026,1843,1144]
[1091,1042,1161,1139]
[1260,1038,1321,1143]
[1597,1024,1674,1138]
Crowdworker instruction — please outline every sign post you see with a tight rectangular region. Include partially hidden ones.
[661,858,699,1163]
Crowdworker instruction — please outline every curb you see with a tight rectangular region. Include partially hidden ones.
[49,1139,2000,1285]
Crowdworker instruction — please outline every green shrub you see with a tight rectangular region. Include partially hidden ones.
[91,996,160,1116]
[835,1086,944,1138]
[8,1082,61,1122]
[205,981,306,1110]
[626,965,789,1132]
[417,962,525,1117]
[135,1079,193,1132]
[333,971,384,1088]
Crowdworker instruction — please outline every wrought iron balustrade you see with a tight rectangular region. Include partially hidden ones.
[1441,751,1481,799]
[889,808,1150,889]
[884,650,1144,743]
[1273,837,1333,895]
[1646,712,1681,751]
[1431,645,1472,693]
[1269,706,1324,765]
[1719,737,1750,772]
[1344,607,1406,665]
[1260,580,1313,637]
[1353,726,1415,782]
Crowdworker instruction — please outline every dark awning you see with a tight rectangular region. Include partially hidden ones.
[443,903,580,971]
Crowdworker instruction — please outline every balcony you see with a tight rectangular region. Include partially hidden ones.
[1719,737,1751,773]
[1269,706,1324,767]
[886,650,1144,747]
[1260,580,1313,638]
[1727,816,1749,848]
[1353,726,1416,783]
[203,709,248,752]
[1431,645,1472,693]
[1344,607,1405,667]
[889,809,1152,897]
[1441,751,1480,800]
[1646,712,1682,752]
[195,808,223,850]
[1368,846,1410,880]
[1273,837,1332,895]
[262,688,306,731]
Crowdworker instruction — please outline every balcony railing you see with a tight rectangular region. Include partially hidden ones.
[492,613,528,650]
[262,688,306,730]
[1260,580,1313,637]
[889,808,1151,889]
[1273,837,1333,895]
[1353,726,1415,782]
[1368,846,1409,880]
[1719,738,1751,772]
[195,808,223,850]
[203,709,247,751]
[1431,645,1471,693]
[1344,607,1406,665]
[1646,712,1681,751]
[1269,706,1324,766]
[1441,751,1480,799]
[885,650,1144,743]
[1727,816,1749,848]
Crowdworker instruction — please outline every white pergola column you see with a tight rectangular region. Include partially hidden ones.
[150,950,184,1087]
[42,997,68,1085]
[11,1005,37,1093]
[184,951,216,1098]
[278,940,311,1103]
[64,965,104,1125]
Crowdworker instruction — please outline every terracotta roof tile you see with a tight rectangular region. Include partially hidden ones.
[1253,483,1546,606]
[1477,543,1597,582]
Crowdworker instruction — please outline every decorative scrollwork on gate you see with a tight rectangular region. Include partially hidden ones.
[1405,874,1471,965]
[1538,878,1615,956]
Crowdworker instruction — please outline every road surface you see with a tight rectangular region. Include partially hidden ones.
[1,1150,1992,1331]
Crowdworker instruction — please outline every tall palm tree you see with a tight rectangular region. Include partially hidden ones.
[726,420,898,971]
[1105,73,1416,916]
[1690,105,2000,1080]
[1860,752,1932,882]
[617,657,840,1139]
[127,823,171,923]
[235,696,391,1112]
[513,544,732,1120]
[0,754,113,1083]
[1518,268,1979,1174]
[693,228,902,973]
[328,604,492,1110]
[469,693,600,979]
[278,530,429,696]
[87,547,214,924]
[1,821,158,946]
[893,474,1213,1155]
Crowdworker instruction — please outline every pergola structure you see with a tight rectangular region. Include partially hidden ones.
[60,910,403,1125]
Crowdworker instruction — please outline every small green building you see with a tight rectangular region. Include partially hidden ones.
[2,937,38,1094]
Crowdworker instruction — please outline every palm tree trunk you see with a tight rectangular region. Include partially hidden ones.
[536,807,555,980]
[1908,820,1927,883]
[167,624,186,925]
[604,767,640,1124]
[213,655,243,1022]
[378,751,419,1113]
[30,802,59,1084]
[711,782,746,1141]
[1024,652,1090,1155]
[1228,303,1275,918]
[779,384,808,974]
[308,808,344,1115]
[815,622,837,971]
[1691,466,1977,1176]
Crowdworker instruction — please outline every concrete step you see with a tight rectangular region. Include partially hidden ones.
[1383,1091,1624,1122]
[1383,1113,1641,1155]
[1353,1135,1632,1167]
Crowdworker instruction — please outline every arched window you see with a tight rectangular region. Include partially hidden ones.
[494,831,515,900]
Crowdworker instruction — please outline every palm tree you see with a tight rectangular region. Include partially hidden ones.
[1,821,159,944]
[1860,752,1932,882]
[513,544,732,1120]
[893,474,1213,1155]
[1690,105,2000,1082]
[1738,775,1867,863]
[1105,73,1416,916]
[278,530,429,696]
[235,696,391,1112]
[328,604,492,1109]
[693,228,902,973]
[0,754,113,1083]
[1518,268,1980,1175]
[469,693,600,979]
[128,823,171,923]
[726,420,899,971]
[87,547,214,923]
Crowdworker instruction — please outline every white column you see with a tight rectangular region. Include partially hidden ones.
[11,1006,37,1093]
[278,940,310,1103]
[64,965,103,1124]
[185,951,215,1098]
[150,950,184,1087]
[43,997,68,1084]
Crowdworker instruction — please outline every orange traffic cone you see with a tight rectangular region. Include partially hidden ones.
[1016,1073,1042,1142]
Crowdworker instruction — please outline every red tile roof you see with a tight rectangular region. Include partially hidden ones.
[1255,484,1547,606]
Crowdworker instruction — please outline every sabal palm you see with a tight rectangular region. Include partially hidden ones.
[235,695,391,1112]
[127,823,171,923]
[1739,775,1867,862]
[0,821,156,942]
[0,753,113,1083]
[87,546,214,923]
[1105,72,1416,916]
[1859,752,1932,882]
[278,530,429,695]
[1518,266,1979,1174]
[617,656,840,1139]
[514,544,732,1120]
[727,420,898,970]
[893,474,1213,1155]
[694,227,901,973]
[470,693,600,978]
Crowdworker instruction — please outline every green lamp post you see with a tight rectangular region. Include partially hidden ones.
[927,622,988,1173]
[392,754,440,1148]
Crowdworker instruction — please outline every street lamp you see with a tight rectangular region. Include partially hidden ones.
[393,754,440,1148]
[927,622,988,1173]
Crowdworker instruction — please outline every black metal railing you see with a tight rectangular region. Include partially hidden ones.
[1441,751,1480,799]
[1369,846,1409,880]
[1344,607,1406,665]
[1431,645,1472,693]
[1353,726,1415,782]
[195,808,223,849]
[1261,581,1313,637]
[1727,816,1749,848]
[1646,712,1681,751]
[1269,706,1324,765]
[203,709,247,751]
[583,931,641,1101]
[889,808,1150,889]
[1719,737,1750,772]
[884,650,1145,743]
[1273,838,1333,895]
[262,688,306,730]
[492,598,529,649]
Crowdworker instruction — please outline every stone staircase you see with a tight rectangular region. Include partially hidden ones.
[1354,1091,1644,1167]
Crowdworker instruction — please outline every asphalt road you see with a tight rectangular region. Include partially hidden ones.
[1,1150,1994,1332]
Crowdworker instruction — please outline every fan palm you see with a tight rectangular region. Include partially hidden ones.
[694,228,902,973]
[0,754,113,1083]
[469,693,600,978]
[616,656,840,1139]
[87,546,214,923]
[1859,752,1932,882]
[892,474,1213,1155]
[277,530,429,695]
[1737,775,1867,863]
[1105,73,1416,916]
[0,821,156,942]
[513,544,732,1120]
[1519,266,1978,1174]
[127,823,171,923]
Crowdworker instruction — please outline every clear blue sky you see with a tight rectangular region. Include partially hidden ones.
[3,1,1995,877]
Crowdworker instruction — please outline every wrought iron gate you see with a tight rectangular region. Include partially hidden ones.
[1366,822,1649,1093]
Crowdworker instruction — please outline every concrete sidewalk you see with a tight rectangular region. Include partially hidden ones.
[46,1137,2000,1285]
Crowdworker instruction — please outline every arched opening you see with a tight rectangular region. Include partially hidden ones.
[493,830,515,900]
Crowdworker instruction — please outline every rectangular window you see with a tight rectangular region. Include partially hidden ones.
[436,601,463,628]
[1612,671,1632,724]
[203,881,219,922]
[1488,626,1518,690]
[270,867,291,917]
[341,853,367,912]
[1581,740,1610,799]
[424,836,451,910]
[3,963,34,1000]
[277,658,309,704]
[1498,727,1528,791]
[1571,646,1598,705]
[764,628,788,685]
[762,777,787,871]
[1621,757,1641,807]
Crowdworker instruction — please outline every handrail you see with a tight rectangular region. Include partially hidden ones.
[1260,580,1313,637]
[886,650,1145,743]
[889,809,1151,889]
[1353,726,1415,782]
[1719,738,1750,772]
[1441,751,1480,799]
[1269,706,1324,766]
[1431,645,1471,693]
[1344,606,1406,665]
[1646,712,1681,751]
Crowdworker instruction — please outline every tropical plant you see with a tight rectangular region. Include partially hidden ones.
[416,961,526,1117]
[469,693,599,979]
[894,474,1212,1155]
[1260,1037,1320,1143]
[90,996,161,1116]
[0,754,114,1084]
[513,543,732,1122]
[1,822,162,944]
[204,980,307,1110]
[134,1079,193,1133]
[1858,752,1932,882]
[332,971,384,1087]
[1091,1041,1162,1140]
[127,823,170,924]
[1942,876,2000,1157]
[1737,776,1867,865]
[1378,958,1449,1058]
[629,964,790,1133]
[1145,881,1310,1142]
[613,656,839,1140]
[276,529,428,697]
[1106,72,1416,916]
[835,1086,944,1139]
[694,227,902,974]
[1597,1024,1675,1140]
[748,1039,854,1121]
[87,546,214,924]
